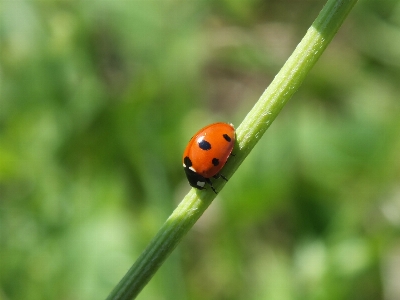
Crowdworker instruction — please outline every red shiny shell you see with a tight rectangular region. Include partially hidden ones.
[183,122,235,178]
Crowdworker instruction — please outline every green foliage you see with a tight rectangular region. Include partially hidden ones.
[1,0,399,299]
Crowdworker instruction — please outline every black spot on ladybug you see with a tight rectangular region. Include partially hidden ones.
[212,158,219,166]
[198,139,211,150]
[223,134,231,142]
[184,156,192,167]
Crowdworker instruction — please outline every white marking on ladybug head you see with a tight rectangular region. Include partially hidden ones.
[197,181,205,188]
[189,166,196,172]
[183,163,186,167]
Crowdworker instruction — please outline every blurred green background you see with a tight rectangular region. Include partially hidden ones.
[1,0,400,299]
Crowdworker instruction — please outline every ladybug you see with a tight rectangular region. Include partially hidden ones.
[183,122,235,194]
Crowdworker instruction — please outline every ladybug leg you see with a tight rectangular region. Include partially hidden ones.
[205,178,218,194]
[213,173,228,181]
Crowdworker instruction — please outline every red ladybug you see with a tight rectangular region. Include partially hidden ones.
[183,122,235,193]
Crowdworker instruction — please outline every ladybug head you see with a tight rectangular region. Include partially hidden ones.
[183,156,206,190]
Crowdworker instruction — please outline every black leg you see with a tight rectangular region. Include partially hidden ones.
[206,178,218,194]
[213,173,228,181]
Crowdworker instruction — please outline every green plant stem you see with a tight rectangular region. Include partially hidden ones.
[107,0,358,299]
